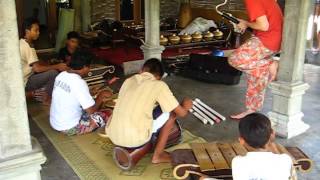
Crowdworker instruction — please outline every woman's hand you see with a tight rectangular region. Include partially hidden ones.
[236,19,248,33]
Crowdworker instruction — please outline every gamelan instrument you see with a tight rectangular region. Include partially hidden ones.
[113,119,182,170]
[172,142,313,179]
[83,64,115,86]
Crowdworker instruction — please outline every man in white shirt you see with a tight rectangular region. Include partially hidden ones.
[231,113,294,180]
[50,51,112,135]
[200,113,294,180]
[20,18,68,104]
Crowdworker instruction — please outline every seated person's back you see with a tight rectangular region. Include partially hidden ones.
[232,151,292,180]
[50,70,93,130]
[107,68,179,147]
[232,113,293,180]
[106,58,193,164]
[50,51,111,135]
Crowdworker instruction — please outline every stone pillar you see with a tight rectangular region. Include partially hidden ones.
[81,0,91,32]
[0,1,46,179]
[141,0,165,60]
[268,0,312,138]
[73,0,82,32]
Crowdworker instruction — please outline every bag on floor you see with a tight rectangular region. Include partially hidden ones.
[181,54,242,85]
[179,17,217,35]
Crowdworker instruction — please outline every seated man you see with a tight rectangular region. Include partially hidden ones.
[58,31,80,65]
[50,51,112,136]
[201,113,294,180]
[106,58,193,163]
[232,113,294,180]
[21,18,68,104]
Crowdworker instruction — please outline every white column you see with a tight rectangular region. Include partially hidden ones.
[268,0,312,138]
[73,0,82,32]
[0,1,46,179]
[81,0,91,32]
[140,0,165,60]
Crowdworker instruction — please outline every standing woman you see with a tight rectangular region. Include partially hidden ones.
[228,0,284,119]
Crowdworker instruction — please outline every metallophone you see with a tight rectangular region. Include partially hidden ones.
[172,142,313,180]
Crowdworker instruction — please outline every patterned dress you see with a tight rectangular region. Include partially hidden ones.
[228,37,275,111]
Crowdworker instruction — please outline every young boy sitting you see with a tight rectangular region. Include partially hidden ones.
[21,18,68,104]
[58,31,80,65]
[50,51,112,136]
[232,113,294,180]
[106,58,193,163]
[201,113,294,180]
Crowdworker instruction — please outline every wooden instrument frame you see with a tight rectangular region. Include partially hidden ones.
[172,142,313,180]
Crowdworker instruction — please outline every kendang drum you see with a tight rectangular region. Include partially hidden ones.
[113,119,182,170]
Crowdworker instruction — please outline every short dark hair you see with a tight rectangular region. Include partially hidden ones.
[67,31,80,40]
[22,17,39,34]
[69,50,93,70]
[239,113,272,149]
[142,58,164,77]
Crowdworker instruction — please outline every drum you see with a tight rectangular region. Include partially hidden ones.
[113,119,182,170]
[113,142,153,171]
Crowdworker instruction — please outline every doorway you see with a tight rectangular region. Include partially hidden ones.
[116,0,145,25]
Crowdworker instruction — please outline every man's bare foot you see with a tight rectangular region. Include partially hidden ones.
[151,151,171,164]
[230,109,255,120]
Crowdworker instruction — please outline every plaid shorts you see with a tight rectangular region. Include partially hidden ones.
[63,110,112,136]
